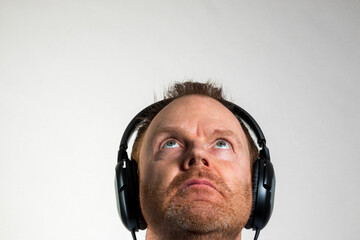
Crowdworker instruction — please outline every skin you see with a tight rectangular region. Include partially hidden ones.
[139,95,252,240]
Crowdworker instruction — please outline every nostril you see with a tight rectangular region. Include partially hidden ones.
[201,158,208,166]
[189,159,195,166]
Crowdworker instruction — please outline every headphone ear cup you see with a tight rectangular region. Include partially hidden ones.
[115,153,147,232]
[245,158,260,229]
[246,158,276,230]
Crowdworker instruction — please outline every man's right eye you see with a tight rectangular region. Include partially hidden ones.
[162,140,180,149]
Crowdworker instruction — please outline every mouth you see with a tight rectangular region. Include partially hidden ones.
[180,179,217,191]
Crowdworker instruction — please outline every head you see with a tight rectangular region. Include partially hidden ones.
[131,81,258,165]
[132,81,259,239]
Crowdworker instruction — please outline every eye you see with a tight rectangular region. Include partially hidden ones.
[162,139,180,149]
[213,140,231,149]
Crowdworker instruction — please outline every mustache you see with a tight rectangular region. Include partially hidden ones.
[166,168,232,196]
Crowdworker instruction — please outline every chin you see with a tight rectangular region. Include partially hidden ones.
[164,196,249,234]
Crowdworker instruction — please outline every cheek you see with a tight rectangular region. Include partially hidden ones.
[139,147,184,185]
[209,149,238,162]
[139,157,179,192]
[216,156,252,187]
[155,149,184,162]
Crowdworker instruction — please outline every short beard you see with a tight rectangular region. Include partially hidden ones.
[140,168,252,239]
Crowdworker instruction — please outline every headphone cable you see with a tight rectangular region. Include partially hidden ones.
[131,229,137,240]
[253,229,260,240]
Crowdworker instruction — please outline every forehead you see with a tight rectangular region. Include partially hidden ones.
[148,95,243,134]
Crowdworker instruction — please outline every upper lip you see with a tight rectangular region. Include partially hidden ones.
[180,178,217,191]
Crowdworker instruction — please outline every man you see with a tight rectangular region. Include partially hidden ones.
[116,81,275,240]
[128,81,260,240]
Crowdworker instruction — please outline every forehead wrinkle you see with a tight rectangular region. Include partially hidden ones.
[153,125,191,137]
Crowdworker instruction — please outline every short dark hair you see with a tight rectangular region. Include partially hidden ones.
[131,81,259,166]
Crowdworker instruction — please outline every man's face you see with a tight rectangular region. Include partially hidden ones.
[138,95,252,238]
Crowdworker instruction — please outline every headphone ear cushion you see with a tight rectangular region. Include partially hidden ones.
[245,158,260,229]
[129,160,147,230]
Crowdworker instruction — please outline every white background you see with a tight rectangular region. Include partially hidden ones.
[1,0,360,239]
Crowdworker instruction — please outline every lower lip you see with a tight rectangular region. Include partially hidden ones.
[181,185,219,201]
[187,183,215,190]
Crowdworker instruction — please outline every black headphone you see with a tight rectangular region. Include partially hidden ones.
[115,99,275,239]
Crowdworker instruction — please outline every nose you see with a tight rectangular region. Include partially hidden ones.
[182,144,210,170]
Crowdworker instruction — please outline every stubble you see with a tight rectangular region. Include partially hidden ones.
[140,168,252,240]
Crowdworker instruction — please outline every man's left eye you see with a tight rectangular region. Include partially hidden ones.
[213,140,231,149]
